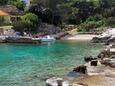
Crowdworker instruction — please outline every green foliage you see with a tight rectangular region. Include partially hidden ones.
[0,0,25,10]
[8,0,25,10]
[78,19,106,32]
[21,13,38,27]
[106,17,115,27]
[25,0,115,32]
[12,21,26,32]
[28,4,62,26]
[12,13,39,33]
[59,0,115,31]
[0,16,11,26]
[0,0,8,4]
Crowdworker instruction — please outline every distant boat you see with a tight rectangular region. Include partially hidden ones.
[40,35,55,42]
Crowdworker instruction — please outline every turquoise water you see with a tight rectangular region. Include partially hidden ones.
[0,41,104,86]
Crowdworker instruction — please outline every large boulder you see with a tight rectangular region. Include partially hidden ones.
[39,23,61,35]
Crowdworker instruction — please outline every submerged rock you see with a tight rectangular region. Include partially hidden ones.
[73,65,87,74]
[84,56,97,62]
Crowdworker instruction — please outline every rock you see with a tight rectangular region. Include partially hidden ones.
[100,58,110,65]
[72,83,88,86]
[39,23,61,34]
[90,60,98,66]
[110,55,115,59]
[91,36,111,43]
[101,60,110,66]
[5,37,41,44]
[98,49,111,59]
[67,71,81,77]
[106,36,115,44]
[62,80,69,86]
[109,62,115,68]
[101,57,115,67]
[46,77,63,86]
[73,65,87,74]
[98,53,105,58]
[108,59,115,68]
[84,56,97,62]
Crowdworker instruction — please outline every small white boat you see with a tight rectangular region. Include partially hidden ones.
[40,35,55,42]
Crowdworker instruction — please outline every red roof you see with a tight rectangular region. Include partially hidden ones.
[0,10,10,16]
[0,5,24,16]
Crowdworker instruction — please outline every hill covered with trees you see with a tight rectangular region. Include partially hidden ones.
[2,0,114,33]
[29,0,115,32]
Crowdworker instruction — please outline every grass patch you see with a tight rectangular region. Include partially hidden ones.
[0,25,13,29]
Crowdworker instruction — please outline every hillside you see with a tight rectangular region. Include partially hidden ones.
[30,0,115,29]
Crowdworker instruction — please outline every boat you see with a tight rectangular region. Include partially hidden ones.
[40,35,55,42]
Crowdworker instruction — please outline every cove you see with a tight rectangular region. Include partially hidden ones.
[0,41,104,86]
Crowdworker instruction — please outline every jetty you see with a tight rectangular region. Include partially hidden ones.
[0,36,41,44]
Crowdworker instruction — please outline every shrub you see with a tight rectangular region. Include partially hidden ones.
[12,13,40,33]
[0,16,11,26]
[8,0,25,10]
[12,21,25,32]
[78,19,106,32]
[106,17,115,27]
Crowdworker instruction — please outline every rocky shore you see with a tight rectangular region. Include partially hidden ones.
[46,43,115,86]
[91,28,115,44]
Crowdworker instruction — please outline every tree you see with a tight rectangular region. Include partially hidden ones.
[13,13,39,33]
[0,16,11,26]
[12,21,26,32]
[106,17,115,27]
[28,4,62,26]
[21,13,39,32]
[8,0,26,10]
[30,0,64,10]
[0,0,8,4]
[29,0,115,31]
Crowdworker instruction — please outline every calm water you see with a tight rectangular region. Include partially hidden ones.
[0,41,104,86]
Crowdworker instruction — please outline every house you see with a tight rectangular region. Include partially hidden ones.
[0,5,24,16]
[0,11,15,36]
[0,5,23,36]
[0,5,24,22]
[0,10,10,16]
[0,26,15,36]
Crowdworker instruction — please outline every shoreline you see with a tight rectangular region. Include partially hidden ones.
[46,42,115,86]
[61,34,97,41]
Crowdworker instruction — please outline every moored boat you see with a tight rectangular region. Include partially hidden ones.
[39,35,55,42]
